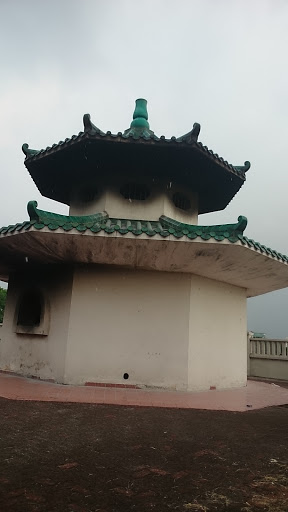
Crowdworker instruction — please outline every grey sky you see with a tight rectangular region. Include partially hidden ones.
[1,0,288,337]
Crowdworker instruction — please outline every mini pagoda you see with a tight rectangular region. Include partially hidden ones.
[1,98,288,391]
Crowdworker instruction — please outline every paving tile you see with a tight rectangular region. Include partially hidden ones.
[0,373,288,411]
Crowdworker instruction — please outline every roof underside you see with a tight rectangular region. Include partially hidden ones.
[1,230,288,298]
[23,123,249,215]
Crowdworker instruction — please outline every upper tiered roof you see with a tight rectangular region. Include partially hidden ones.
[22,99,250,215]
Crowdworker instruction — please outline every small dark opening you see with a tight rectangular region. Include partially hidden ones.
[123,373,129,380]
[17,290,43,327]
[172,192,191,211]
[120,183,150,201]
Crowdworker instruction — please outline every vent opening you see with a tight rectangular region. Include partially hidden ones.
[172,192,191,211]
[120,183,150,201]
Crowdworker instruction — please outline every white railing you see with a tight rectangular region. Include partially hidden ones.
[250,339,288,359]
[248,337,288,380]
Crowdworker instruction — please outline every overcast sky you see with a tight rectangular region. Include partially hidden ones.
[1,0,288,337]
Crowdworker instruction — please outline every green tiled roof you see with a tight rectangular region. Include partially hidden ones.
[20,99,251,215]
[0,201,287,264]
[22,136,249,178]
[21,99,250,179]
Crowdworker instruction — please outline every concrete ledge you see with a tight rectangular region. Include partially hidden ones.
[249,358,288,381]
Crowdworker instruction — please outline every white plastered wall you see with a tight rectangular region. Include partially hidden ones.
[0,268,73,382]
[0,265,248,391]
[64,266,191,389]
[188,275,247,391]
[69,183,198,224]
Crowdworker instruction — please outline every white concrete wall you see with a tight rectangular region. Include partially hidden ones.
[188,275,247,391]
[0,265,248,392]
[0,268,73,382]
[70,183,198,224]
[64,267,191,389]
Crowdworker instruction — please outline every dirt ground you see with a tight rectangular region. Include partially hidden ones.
[0,398,288,512]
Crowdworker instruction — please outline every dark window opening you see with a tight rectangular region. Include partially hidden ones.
[17,290,43,327]
[120,183,150,201]
[123,373,129,380]
[172,192,191,211]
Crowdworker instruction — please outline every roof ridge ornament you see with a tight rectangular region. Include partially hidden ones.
[27,200,40,222]
[177,122,201,143]
[235,161,251,173]
[27,200,109,225]
[159,214,248,235]
[123,98,157,139]
[83,114,105,135]
[22,144,39,157]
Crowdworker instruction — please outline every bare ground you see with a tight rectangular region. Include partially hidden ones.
[0,397,288,512]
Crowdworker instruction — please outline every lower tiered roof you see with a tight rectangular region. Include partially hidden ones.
[0,201,287,262]
[0,201,288,297]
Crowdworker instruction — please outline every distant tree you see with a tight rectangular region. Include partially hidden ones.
[0,287,7,323]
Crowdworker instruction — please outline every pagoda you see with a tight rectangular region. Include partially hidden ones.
[1,98,288,391]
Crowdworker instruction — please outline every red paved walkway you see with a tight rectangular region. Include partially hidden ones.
[1,372,288,411]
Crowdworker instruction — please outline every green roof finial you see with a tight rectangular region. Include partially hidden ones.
[124,98,157,139]
[130,98,149,129]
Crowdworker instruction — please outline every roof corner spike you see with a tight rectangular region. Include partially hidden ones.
[22,143,39,158]
[177,122,201,143]
[235,161,251,173]
[83,114,105,135]
[237,215,248,233]
[244,161,251,172]
[27,200,39,222]
[191,122,201,141]
[83,113,93,132]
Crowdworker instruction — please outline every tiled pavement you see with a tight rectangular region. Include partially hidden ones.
[1,372,288,411]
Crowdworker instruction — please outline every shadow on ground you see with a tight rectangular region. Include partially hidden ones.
[0,398,288,512]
